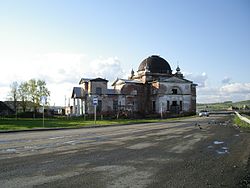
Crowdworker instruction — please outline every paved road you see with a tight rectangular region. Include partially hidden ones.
[0,115,249,188]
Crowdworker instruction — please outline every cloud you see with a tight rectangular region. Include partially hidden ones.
[197,82,250,103]
[0,52,125,106]
[221,77,231,84]
[184,72,208,87]
[89,57,125,83]
[183,71,250,103]
[220,83,250,94]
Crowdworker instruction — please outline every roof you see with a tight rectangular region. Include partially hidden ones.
[79,77,108,84]
[0,101,14,115]
[79,78,91,84]
[159,76,196,85]
[71,87,85,98]
[90,77,108,82]
[138,55,172,74]
[112,78,143,86]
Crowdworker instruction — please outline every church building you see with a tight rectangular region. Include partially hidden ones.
[70,55,197,117]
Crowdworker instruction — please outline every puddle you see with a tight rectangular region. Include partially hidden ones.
[6,148,17,153]
[213,141,224,145]
[207,145,214,149]
[127,142,156,150]
[49,136,65,140]
[215,146,229,155]
[183,135,192,139]
[216,148,229,155]
[63,140,76,145]
[24,146,34,149]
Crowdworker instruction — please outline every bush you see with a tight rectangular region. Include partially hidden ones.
[17,112,44,118]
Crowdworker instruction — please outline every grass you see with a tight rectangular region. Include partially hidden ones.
[0,116,192,131]
[197,100,250,111]
[233,116,250,128]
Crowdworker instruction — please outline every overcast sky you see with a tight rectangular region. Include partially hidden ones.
[0,0,249,106]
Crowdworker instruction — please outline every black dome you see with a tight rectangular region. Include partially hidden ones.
[138,55,172,74]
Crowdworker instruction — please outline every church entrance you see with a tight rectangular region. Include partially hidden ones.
[170,101,180,114]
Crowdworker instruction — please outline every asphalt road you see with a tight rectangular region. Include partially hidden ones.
[0,115,249,188]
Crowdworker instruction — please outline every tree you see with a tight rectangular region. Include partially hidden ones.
[8,79,50,117]
[27,79,50,118]
[37,80,50,99]
[9,81,19,117]
[18,81,29,112]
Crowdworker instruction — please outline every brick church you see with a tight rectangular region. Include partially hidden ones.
[70,55,197,117]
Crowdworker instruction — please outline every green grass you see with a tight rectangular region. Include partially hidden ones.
[233,116,250,128]
[0,116,192,131]
[197,100,250,111]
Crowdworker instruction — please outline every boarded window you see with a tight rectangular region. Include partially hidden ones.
[152,101,156,112]
[96,87,102,95]
[113,100,118,112]
[167,101,170,111]
[97,100,102,113]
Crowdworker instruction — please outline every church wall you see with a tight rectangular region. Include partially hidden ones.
[156,95,192,113]
[89,81,108,95]
[101,95,119,113]
[119,83,145,113]
[114,84,123,91]
[160,82,192,95]
[153,81,194,114]
[183,95,192,111]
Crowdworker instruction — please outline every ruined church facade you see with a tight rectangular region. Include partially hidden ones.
[71,55,197,117]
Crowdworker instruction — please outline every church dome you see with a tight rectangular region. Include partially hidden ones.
[138,55,172,74]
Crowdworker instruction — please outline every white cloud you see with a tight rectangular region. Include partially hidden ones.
[183,71,250,103]
[184,72,208,87]
[221,77,231,84]
[0,52,125,106]
[89,57,125,82]
[220,83,250,94]
[197,82,250,103]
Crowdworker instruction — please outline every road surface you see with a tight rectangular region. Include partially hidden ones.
[0,115,249,188]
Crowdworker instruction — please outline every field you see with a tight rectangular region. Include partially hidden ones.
[0,117,184,131]
[2,99,250,131]
[197,100,250,111]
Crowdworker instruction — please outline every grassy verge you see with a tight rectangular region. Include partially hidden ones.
[0,116,194,131]
[234,116,250,128]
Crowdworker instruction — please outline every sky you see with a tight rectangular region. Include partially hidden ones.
[0,0,249,106]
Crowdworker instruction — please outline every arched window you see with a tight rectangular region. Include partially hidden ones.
[171,86,182,95]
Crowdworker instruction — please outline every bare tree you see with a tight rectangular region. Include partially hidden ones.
[9,81,19,118]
